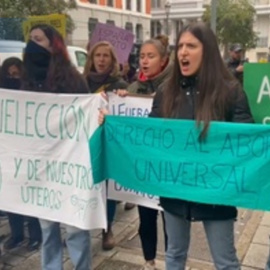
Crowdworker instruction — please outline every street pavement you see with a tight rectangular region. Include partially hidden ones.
[0,203,269,270]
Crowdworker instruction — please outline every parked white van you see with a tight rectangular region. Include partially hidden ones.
[0,40,87,73]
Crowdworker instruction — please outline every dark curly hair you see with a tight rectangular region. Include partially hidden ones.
[0,57,23,86]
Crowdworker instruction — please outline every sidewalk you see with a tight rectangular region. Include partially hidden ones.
[0,205,269,270]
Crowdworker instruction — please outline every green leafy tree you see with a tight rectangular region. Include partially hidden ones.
[202,0,258,55]
[0,0,77,40]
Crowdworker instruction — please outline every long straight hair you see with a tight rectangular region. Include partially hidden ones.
[163,22,237,139]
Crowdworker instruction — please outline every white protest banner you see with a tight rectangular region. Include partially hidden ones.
[107,93,161,210]
[0,89,107,230]
[108,92,152,117]
[108,181,162,210]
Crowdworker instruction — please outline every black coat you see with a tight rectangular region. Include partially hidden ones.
[226,58,247,85]
[149,81,253,221]
[22,65,89,94]
[27,78,89,94]
[87,76,128,94]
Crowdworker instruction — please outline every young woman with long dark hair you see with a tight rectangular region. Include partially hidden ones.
[150,22,253,270]
[21,24,90,270]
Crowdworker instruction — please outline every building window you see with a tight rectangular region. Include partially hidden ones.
[126,0,131,10]
[151,0,161,8]
[157,22,162,35]
[136,24,143,43]
[88,18,98,39]
[257,37,268,48]
[175,20,180,38]
[88,0,97,3]
[151,22,155,38]
[107,0,114,7]
[257,52,268,62]
[125,22,133,33]
[151,21,162,38]
[136,0,142,12]
[106,20,115,26]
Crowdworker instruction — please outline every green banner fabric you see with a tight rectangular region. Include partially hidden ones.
[90,116,270,211]
[244,63,270,124]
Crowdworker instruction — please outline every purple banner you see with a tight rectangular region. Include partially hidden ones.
[90,23,135,64]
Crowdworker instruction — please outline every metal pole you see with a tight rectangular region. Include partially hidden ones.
[210,0,217,34]
[164,1,171,36]
[166,13,169,36]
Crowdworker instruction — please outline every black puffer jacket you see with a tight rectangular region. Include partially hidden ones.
[226,58,247,85]
[149,78,253,221]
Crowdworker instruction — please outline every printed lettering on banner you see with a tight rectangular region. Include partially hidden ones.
[0,88,106,230]
[107,93,159,208]
[91,116,270,212]
[108,180,162,210]
[244,63,270,124]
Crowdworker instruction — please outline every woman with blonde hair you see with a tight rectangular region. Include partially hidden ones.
[104,35,172,270]
[84,41,127,93]
[128,35,171,270]
[84,41,128,250]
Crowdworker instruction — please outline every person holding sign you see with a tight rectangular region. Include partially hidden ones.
[0,57,42,252]
[128,35,171,96]
[149,23,253,270]
[128,35,172,270]
[84,41,128,93]
[84,41,128,251]
[106,35,171,270]
[21,24,91,270]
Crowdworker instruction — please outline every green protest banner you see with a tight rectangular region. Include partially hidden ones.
[90,116,270,211]
[244,63,270,124]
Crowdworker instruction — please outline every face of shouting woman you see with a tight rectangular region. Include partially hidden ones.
[177,31,203,77]
[139,44,166,79]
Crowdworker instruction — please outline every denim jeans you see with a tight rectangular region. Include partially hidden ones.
[7,212,41,243]
[39,219,90,270]
[164,211,240,270]
[266,256,270,270]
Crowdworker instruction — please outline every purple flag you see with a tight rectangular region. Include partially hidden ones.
[90,23,135,64]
